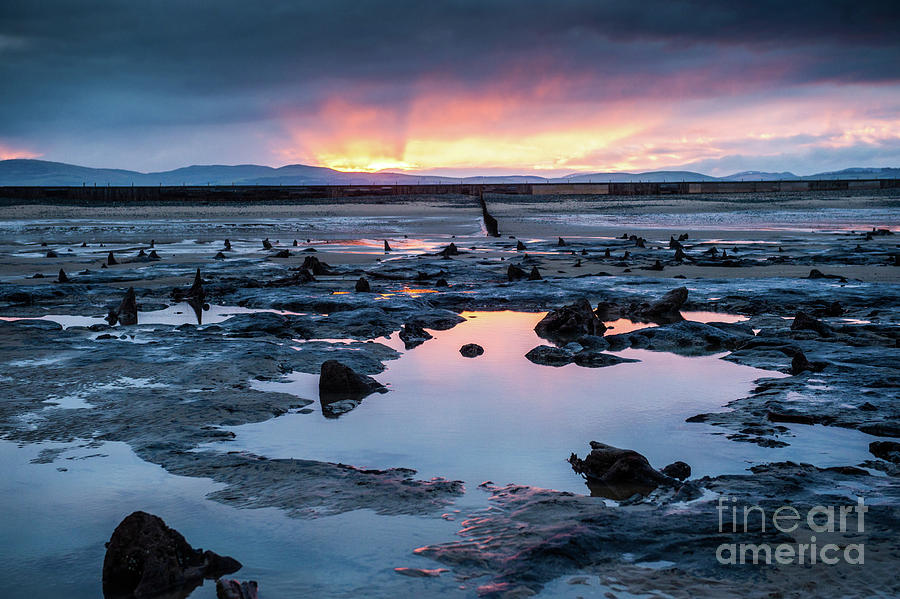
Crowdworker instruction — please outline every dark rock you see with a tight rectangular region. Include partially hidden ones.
[661,461,691,480]
[524,345,572,366]
[568,441,675,499]
[224,239,232,251]
[630,287,688,324]
[107,251,118,266]
[807,269,844,281]
[678,233,689,241]
[766,410,817,425]
[480,198,500,237]
[674,247,687,261]
[319,360,386,401]
[355,277,371,292]
[293,239,298,247]
[534,298,606,342]
[272,249,291,258]
[557,237,566,247]
[214,251,226,260]
[516,240,526,251]
[384,239,392,252]
[46,249,58,258]
[108,287,138,326]
[435,278,449,287]
[399,323,433,349]
[571,351,638,368]
[528,266,542,280]
[438,243,459,258]
[148,250,161,261]
[262,238,273,250]
[645,260,663,271]
[459,343,484,358]
[869,441,900,463]
[102,511,241,599]
[669,236,683,249]
[302,255,332,275]
[31,273,44,278]
[791,310,832,336]
[57,269,69,283]
[507,264,527,281]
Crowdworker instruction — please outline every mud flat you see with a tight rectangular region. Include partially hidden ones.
[0,191,898,597]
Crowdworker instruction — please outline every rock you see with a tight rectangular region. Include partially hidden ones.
[107,251,118,266]
[669,236,683,249]
[568,442,675,499]
[384,239,392,252]
[293,239,299,247]
[534,298,606,341]
[262,238,273,250]
[557,237,567,247]
[645,259,663,271]
[661,461,691,480]
[56,269,69,283]
[459,343,484,358]
[102,511,241,599]
[507,264,527,281]
[629,287,688,324]
[46,249,58,258]
[214,251,226,260]
[216,579,259,599]
[302,255,332,275]
[678,233,689,241]
[438,243,459,257]
[807,269,844,280]
[869,441,900,463]
[148,250,161,261]
[525,345,574,366]
[224,239,232,251]
[435,278,449,287]
[516,240,526,251]
[767,410,817,425]
[399,323,433,349]
[528,266,542,280]
[31,273,45,278]
[355,277,371,292]
[791,310,832,336]
[108,287,138,326]
[571,351,638,368]
[480,198,500,237]
[674,247,687,261]
[272,249,291,258]
[319,360,386,400]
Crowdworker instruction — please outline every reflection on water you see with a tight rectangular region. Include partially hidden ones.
[0,304,298,329]
[214,311,878,497]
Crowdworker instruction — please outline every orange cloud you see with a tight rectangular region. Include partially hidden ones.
[0,143,40,160]
[272,79,900,175]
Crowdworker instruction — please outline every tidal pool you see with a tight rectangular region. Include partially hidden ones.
[210,311,881,500]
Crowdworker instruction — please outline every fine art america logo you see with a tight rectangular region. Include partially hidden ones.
[716,496,867,565]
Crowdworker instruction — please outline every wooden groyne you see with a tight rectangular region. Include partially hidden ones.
[0,179,897,203]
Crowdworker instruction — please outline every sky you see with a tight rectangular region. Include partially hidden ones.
[1,0,899,176]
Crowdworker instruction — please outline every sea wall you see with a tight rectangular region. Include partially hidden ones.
[0,178,896,203]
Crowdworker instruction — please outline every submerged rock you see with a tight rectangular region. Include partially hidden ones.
[568,441,676,499]
[216,579,259,599]
[459,343,484,358]
[102,511,241,599]
[534,298,605,342]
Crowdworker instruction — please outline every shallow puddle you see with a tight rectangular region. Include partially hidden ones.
[0,304,298,328]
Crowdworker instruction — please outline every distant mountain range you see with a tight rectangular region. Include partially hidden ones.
[0,159,898,186]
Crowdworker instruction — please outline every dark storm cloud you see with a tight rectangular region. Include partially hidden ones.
[1,1,898,129]
[0,1,897,171]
